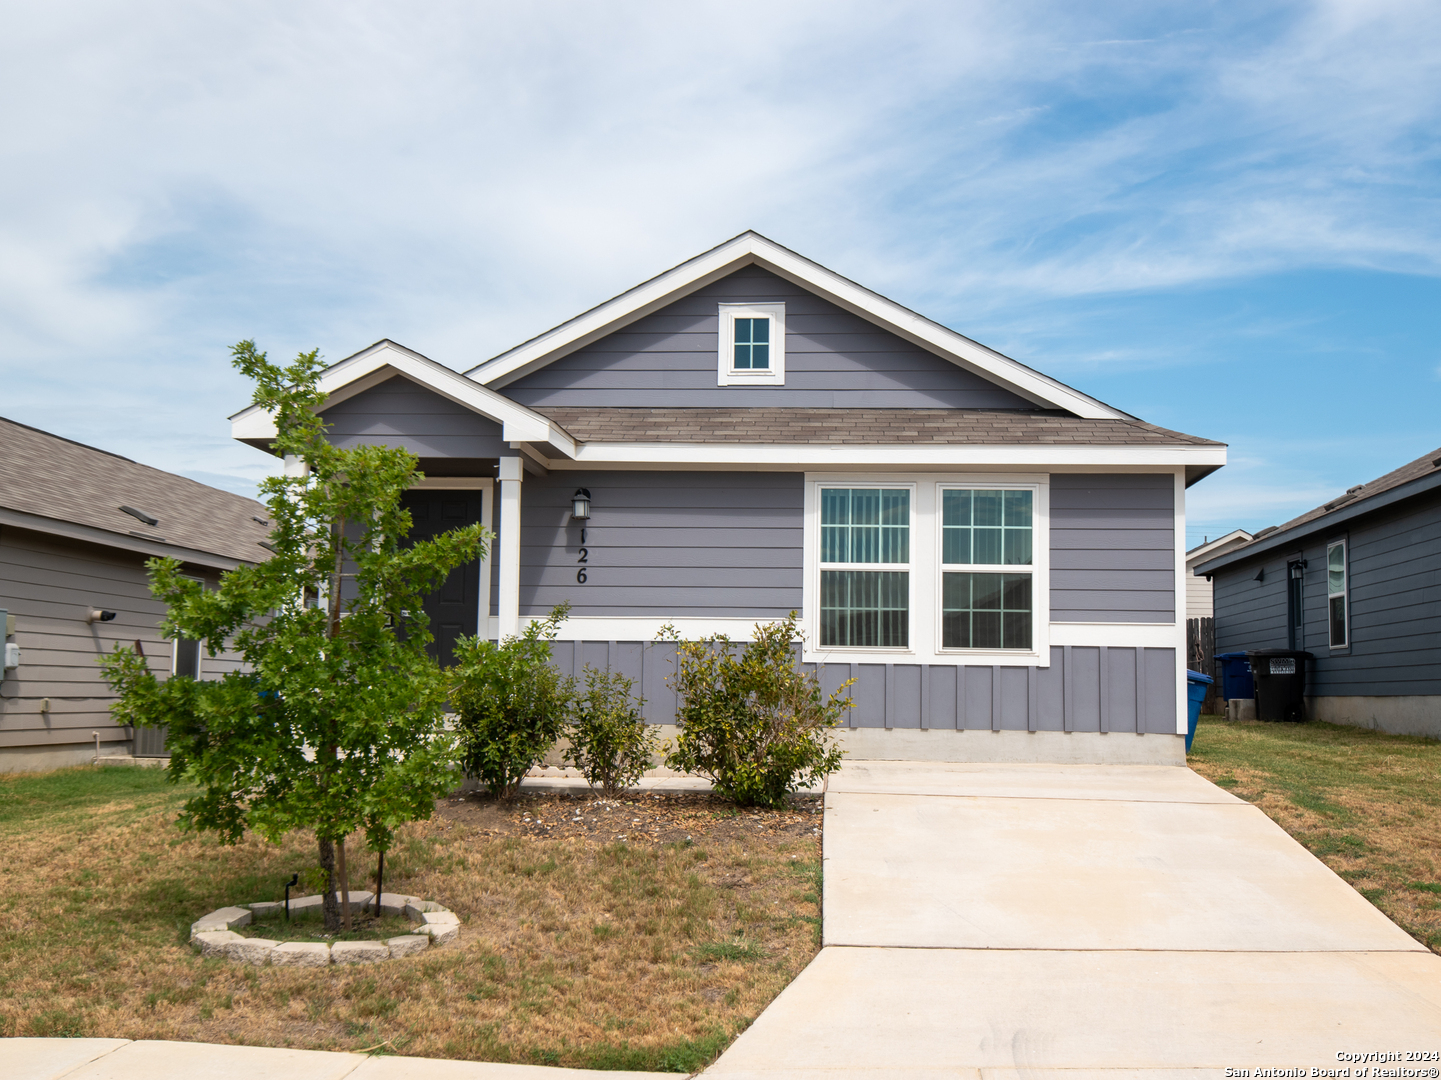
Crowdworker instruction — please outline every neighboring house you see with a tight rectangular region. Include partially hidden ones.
[1185,530,1253,619]
[231,232,1227,764]
[1197,445,1441,740]
[0,417,270,771]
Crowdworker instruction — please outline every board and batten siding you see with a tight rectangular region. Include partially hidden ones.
[0,526,238,752]
[517,471,804,618]
[1050,474,1175,623]
[500,265,1035,409]
[1213,486,1441,697]
[549,640,1176,734]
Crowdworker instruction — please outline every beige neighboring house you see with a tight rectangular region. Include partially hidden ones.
[0,416,270,772]
[1185,529,1253,620]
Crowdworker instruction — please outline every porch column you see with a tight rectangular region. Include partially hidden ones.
[497,454,523,638]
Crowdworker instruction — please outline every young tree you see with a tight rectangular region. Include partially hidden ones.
[102,341,487,931]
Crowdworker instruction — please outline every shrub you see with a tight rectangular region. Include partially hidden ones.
[564,666,657,797]
[663,613,851,808]
[452,604,574,799]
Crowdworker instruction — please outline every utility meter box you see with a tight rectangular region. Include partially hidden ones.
[1,608,17,674]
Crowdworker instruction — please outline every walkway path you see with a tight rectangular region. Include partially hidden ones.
[704,761,1441,1078]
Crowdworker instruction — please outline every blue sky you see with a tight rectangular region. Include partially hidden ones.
[2,1,1438,549]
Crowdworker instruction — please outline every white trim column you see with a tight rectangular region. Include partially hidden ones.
[1174,468,1189,735]
[498,456,523,639]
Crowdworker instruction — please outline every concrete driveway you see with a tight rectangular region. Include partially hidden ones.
[705,761,1441,1078]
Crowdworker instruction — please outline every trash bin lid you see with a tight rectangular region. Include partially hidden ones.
[1245,649,1314,659]
[1186,670,1214,684]
[1215,651,1251,660]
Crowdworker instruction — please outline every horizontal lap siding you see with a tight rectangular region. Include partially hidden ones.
[518,472,803,617]
[321,376,508,458]
[548,641,1176,733]
[1050,474,1175,623]
[501,266,1034,409]
[0,527,236,748]
[1215,489,1441,697]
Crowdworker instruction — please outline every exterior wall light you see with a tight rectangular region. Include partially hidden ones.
[572,488,592,520]
[87,610,118,624]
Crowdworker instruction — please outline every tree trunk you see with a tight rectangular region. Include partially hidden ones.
[318,835,340,932]
[336,834,353,931]
[374,850,384,918]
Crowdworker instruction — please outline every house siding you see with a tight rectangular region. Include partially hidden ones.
[518,471,805,618]
[499,266,1036,409]
[320,375,509,459]
[1050,474,1175,623]
[0,526,236,753]
[1212,486,1441,697]
[549,640,1177,734]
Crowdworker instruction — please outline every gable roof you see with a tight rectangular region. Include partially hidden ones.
[1185,529,1253,568]
[465,231,1131,421]
[229,340,576,459]
[0,416,272,568]
[1196,444,1441,574]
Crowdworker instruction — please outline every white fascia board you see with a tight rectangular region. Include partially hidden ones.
[467,232,1127,420]
[229,340,576,458]
[1184,528,1253,563]
[546,442,1228,470]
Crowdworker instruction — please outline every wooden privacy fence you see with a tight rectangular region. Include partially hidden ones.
[1186,616,1221,714]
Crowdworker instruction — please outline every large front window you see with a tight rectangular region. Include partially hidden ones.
[819,487,910,647]
[1327,540,1348,648]
[940,488,1034,650]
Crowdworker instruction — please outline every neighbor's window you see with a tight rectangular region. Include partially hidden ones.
[940,488,1034,650]
[1327,540,1348,648]
[717,303,786,385]
[819,487,910,648]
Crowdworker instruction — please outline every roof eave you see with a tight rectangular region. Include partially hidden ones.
[0,506,257,570]
[1196,469,1441,575]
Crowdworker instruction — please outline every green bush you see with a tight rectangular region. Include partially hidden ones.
[663,613,850,808]
[451,604,575,799]
[563,666,658,797]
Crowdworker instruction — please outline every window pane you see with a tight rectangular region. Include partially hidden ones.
[819,488,908,565]
[1328,544,1346,595]
[1330,595,1347,647]
[942,572,1032,650]
[752,343,769,369]
[734,343,750,369]
[751,318,769,343]
[820,570,909,648]
[941,488,1032,567]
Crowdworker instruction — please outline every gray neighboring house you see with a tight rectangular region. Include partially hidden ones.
[1185,529,1252,620]
[1197,445,1441,739]
[0,417,269,771]
[232,231,1227,764]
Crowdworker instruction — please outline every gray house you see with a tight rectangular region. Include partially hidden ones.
[1198,445,1441,740]
[232,232,1226,764]
[0,417,269,771]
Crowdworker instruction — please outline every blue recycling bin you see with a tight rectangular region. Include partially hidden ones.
[1186,670,1213,752]
[1215,652,1254,702]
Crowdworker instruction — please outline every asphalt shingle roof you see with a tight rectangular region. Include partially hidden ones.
[0,416,271,564]
[1261,444,1441,540]
[535,407,1223,447]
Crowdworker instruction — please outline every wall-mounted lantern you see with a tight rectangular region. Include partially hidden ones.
[571,488,592,521]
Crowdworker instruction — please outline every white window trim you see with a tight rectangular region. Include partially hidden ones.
[717,303,785,386]
[802,472,1051,666]
[1327,537,1349,650]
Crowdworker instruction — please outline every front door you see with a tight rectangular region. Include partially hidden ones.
[1287,561,1305,650]
[401,489,485,667]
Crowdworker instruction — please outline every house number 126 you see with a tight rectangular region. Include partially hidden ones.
[576,528,588,584]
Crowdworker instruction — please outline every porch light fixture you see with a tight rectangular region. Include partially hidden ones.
[571,488,592,520]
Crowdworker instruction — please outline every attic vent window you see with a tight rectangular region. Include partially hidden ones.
[717,303,785,386]
[120,505,159,527]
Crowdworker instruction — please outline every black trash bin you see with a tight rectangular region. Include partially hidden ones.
[1246,649,1313,722]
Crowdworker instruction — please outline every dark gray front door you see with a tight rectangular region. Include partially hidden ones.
[401,489,484,667]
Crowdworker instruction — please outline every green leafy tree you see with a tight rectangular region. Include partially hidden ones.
[451,604,575,799]
[662,614,851,808]
[102,341,487,931]
[563,666,657,797]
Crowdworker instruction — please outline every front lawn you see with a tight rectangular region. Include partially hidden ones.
[1188,716,1441,953]
[0,766,823,1071]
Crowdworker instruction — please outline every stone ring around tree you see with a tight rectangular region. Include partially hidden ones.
[190,892,459,966]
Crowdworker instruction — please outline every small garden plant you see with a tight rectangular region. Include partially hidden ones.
[451,605,575,798]
[563,666,658,797]
[662,614,851,808]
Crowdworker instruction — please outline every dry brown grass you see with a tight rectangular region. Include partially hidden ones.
[0,768,823,1071]
[1189,716,1441,953]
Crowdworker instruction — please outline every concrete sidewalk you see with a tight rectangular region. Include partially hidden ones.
[704,761,1441,1078]
[10,1038,673,1080]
